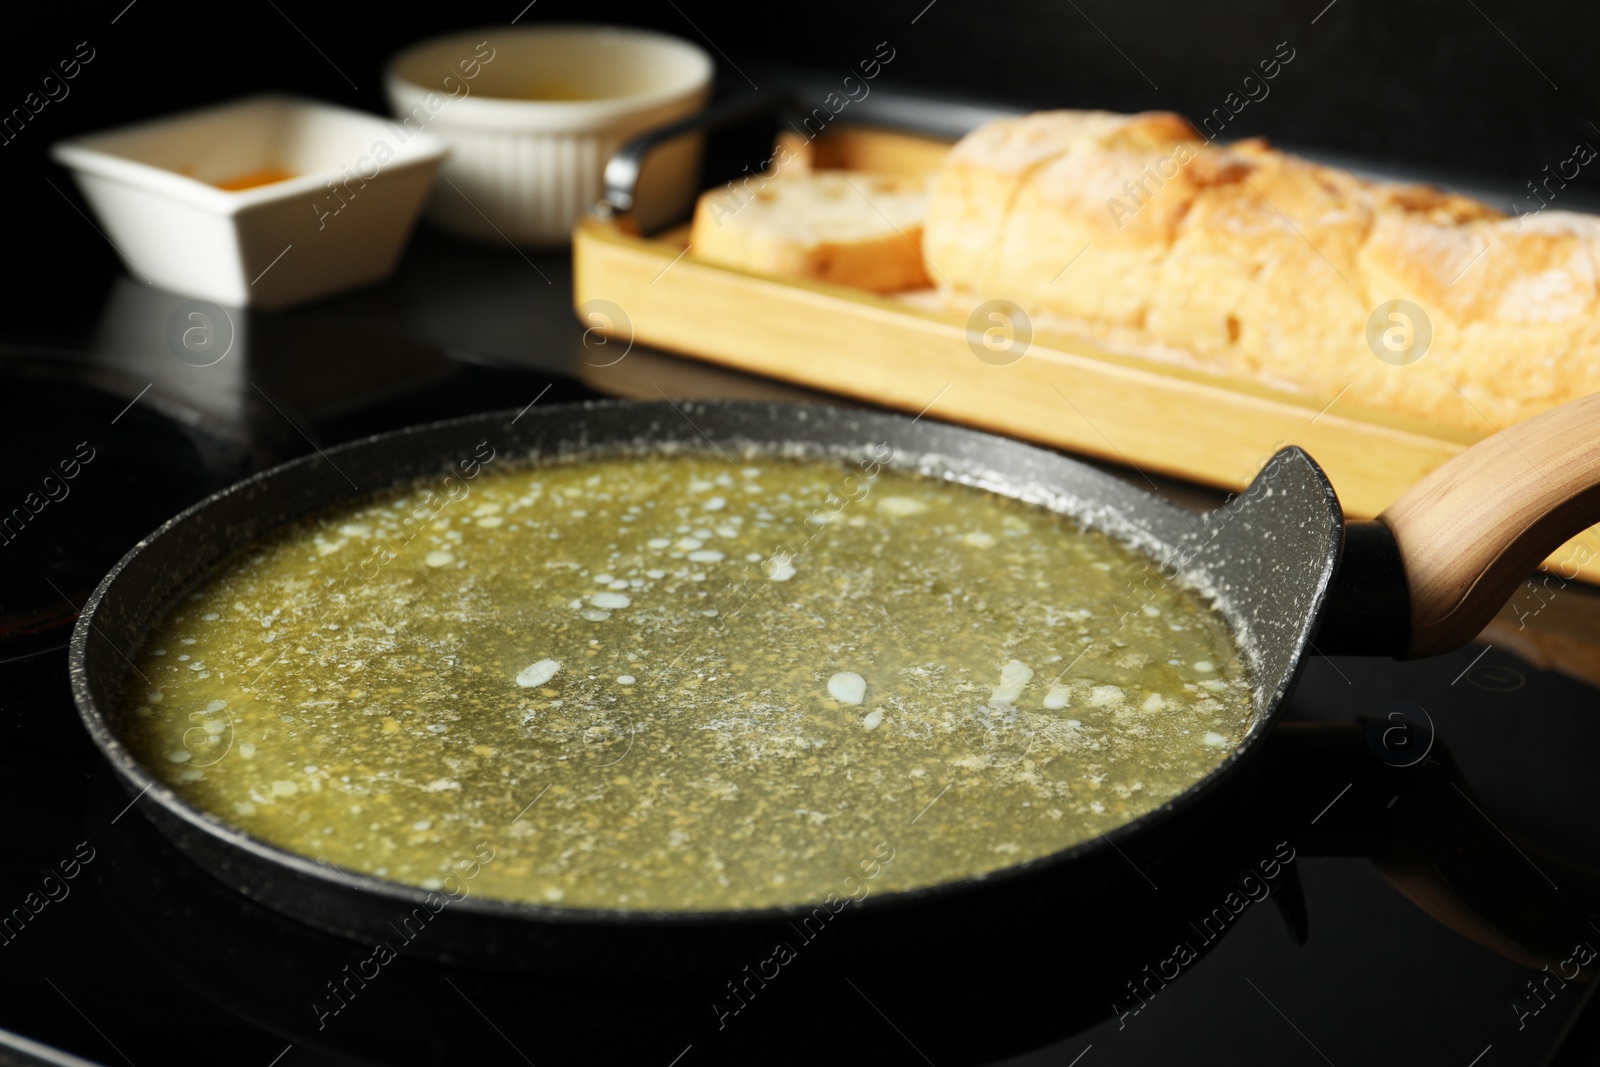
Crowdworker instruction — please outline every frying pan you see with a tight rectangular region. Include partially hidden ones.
[67,395,1600,978]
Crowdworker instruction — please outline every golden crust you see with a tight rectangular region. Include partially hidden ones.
[926,109,1600,436]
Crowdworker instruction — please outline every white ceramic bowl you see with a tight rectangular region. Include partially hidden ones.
[50,95,447,310]
[385,25,712,246]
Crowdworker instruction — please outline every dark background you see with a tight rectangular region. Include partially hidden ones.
[3,0,1596,347]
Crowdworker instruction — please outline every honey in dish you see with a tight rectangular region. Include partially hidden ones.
[118,453,1253,911]
[211,166,297,191]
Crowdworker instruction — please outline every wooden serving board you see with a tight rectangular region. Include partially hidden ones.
[572,123,1600,587]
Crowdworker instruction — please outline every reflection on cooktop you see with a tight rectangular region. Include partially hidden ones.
[0,351,295,664]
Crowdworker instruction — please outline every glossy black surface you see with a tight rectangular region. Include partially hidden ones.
[0,352,292,661]
[1317,520,1413,657]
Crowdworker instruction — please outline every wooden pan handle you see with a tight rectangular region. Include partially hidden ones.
[1379,392,1600,658]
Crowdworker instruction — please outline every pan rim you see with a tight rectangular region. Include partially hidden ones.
[68,398,1336,928]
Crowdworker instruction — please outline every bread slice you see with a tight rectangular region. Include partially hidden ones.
[924,109,1600,436]
[690,171,931,292]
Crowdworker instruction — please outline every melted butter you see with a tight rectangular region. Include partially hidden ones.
[118,454,1253,910]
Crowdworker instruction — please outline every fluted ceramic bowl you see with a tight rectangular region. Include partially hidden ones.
[385,24,711,247]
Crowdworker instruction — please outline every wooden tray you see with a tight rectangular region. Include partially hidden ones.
[573,122,1600,587]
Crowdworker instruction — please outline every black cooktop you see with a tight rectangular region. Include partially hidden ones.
[3,223,1600,1067]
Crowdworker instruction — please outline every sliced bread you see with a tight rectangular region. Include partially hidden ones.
[690,171,931,293]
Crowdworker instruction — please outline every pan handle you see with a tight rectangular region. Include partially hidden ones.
[1379,391,1600,657]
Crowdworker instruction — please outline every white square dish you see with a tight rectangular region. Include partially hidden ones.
[51,95,448,309]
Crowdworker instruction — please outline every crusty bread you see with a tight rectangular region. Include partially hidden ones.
[690,171,931,293]
[924,110,1600,436]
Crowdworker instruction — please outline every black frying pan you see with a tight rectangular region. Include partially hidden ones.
[67,396,1600,978]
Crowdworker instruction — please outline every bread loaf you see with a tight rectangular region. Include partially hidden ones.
[690,171,931,293]
[924,110,1600,436]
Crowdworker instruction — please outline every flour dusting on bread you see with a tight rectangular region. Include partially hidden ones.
[925,109,1600,435]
